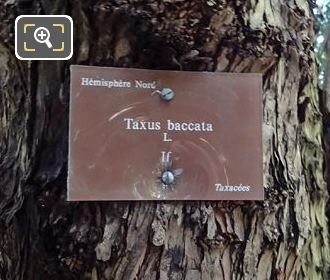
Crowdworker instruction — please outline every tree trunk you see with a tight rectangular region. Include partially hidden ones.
[0,0,329,279]
[324,24,330,242]
[324,25,330,112]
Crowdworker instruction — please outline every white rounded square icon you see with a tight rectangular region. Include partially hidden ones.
[15,15,73,60]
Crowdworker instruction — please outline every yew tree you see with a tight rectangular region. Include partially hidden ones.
[0,0,330,279]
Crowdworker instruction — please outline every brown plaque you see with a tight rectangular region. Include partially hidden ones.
[68,65,263,201]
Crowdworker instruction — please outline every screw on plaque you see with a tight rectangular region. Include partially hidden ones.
[152,88,175,101]
[161,171,175,185]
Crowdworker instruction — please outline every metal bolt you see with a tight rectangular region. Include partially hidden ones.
[161,171,175,185]
[159,88,175,101]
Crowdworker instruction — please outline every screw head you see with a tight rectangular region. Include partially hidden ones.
[160,88,175,101]
[161,171,175,185]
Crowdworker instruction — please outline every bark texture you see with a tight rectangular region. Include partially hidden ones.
[0,0,329,279]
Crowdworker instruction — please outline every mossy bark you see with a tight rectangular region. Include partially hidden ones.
[0,0,329,279]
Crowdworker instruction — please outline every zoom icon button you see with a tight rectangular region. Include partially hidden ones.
[15,15,73,60]
[34,27,53,48]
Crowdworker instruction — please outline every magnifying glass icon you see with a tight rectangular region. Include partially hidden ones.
[34,27,53,48]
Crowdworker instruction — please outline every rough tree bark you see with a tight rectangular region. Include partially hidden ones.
[324,25,330,112]
[0,0,329,279]
[323,24,330,235]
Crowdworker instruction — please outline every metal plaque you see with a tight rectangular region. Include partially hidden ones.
[68,65,263,201]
